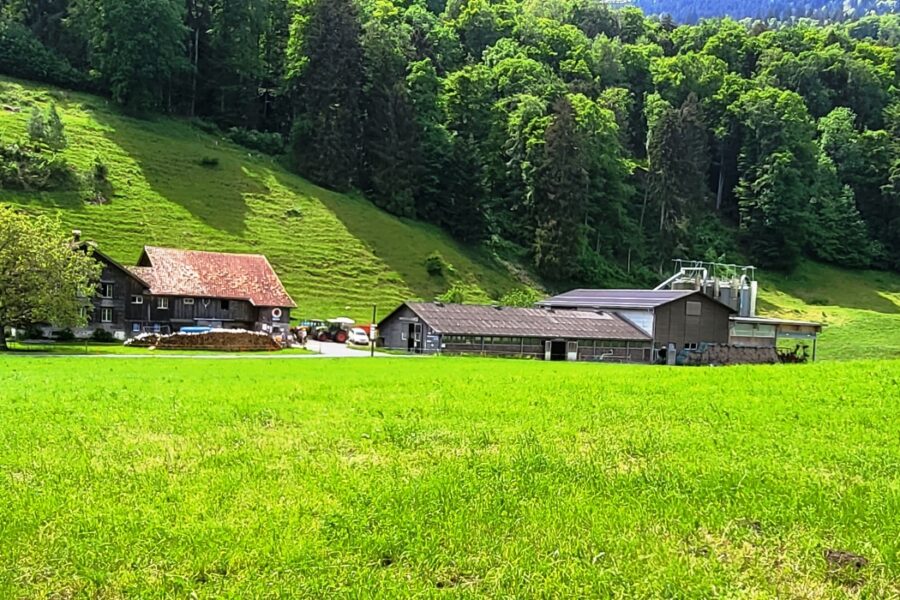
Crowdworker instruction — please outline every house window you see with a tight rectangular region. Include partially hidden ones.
[686,301,702,316]
[183,298,195,305]
[131,295,144,305]
[100,283,113,298]
[101,308,113,323]
[158,298,169,310]
[221,300,230,311]
[132,323,141,333]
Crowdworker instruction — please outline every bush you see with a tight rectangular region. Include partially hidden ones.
[499,288,544,307]
[190,118,221,135]
[227,127,284,155]
[197,156,220,168]
[0,21,83,89]
[52,329,76,342]
[425,252,454,277]
[0,143,72,190]
[91,328,116,343]
[17,324,46,340]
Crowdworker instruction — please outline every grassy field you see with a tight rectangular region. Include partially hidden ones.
[1,356,898,597]
[0,77,519,321]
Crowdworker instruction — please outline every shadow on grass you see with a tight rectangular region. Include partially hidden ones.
[267,171,516,301]
[762,263,900,315]
[90,111,262,236]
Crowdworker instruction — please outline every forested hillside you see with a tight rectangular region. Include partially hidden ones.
[1,1,899,289]
[633,0,899,25]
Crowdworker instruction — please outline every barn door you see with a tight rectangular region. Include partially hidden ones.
[566,341,579,361]
[544,341,552,361]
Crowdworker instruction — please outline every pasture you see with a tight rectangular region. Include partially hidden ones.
[1,357,899,597]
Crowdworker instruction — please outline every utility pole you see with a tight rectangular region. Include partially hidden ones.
[371,305,377,358]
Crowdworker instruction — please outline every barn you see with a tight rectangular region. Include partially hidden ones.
[537,289,736,363]
[377,302,653,362]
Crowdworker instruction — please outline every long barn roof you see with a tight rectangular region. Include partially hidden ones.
[539,289,719,310]
[393,303,651,341]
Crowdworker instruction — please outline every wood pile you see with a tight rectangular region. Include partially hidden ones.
[683,344,778,366]
[126,330,280,352]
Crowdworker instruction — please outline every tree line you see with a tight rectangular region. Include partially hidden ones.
[2,0,899,285]
[633,0,899,26]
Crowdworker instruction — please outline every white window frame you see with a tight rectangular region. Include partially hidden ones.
[158,297,169,310]
[183,298,195,305]
[131,295,144,305]
[100,283,113,298]
[101,308,113,323]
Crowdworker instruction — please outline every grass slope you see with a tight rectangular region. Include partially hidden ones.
[1,357,899,597]
[758,262,900,360]
[0,77,519,321]
[1,77,898,359]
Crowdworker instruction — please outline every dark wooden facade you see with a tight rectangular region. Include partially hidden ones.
[77,252,291,339]
[377,303,653,363]
[651,293,732,352]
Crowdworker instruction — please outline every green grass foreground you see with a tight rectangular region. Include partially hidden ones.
[1,357,898,597]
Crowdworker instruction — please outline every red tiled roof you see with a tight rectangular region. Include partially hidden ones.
[128,246,296,308]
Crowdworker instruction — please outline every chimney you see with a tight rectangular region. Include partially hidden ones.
[72,229,82,243]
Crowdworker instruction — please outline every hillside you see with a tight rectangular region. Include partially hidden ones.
[758,262,900,361]
[1,76,898,360]
[0,77,522,322]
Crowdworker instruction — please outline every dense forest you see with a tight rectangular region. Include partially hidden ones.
[1,0,899,286]
[633,0,899,25]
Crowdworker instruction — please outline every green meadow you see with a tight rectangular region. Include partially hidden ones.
[1,356,898,598]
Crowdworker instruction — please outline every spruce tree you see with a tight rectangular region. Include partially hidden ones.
[287,0,364,191]
[531,97,590,281]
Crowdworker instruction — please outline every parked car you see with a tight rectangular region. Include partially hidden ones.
[347,327,370,345]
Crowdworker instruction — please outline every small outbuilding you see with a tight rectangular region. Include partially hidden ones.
[377,302,653,362]
[537,289,736,363]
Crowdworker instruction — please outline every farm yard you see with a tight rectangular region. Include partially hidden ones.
[1,357,899,597]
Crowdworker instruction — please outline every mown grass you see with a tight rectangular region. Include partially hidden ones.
[758,261,900,360]
[1,357,898,597]
[0,77,519,321]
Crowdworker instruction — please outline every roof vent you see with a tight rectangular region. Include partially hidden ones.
[434,301,444,307]
[492,304,503,311]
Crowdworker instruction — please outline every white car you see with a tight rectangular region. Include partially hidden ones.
[347,328,370,345]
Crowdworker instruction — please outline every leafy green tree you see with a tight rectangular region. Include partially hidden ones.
[71,0,186,110]
[732,88,818,270]
[287,0,364,190]
[531,96,590,280]
[0,205,101,350]
[646,93,711,263]
[359,1,418,216]
[808,155,873,268]
[26,105,47,144]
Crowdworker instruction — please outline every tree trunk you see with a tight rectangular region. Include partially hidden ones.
[0,326,8,351]
[716,143,726,212]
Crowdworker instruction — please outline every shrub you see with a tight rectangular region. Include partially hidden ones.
[17,324,46,340]
[499,288,544,307]
[425,252,455,277]
[91,328,116,343]
[227,127,284,155]
[198,156,220,168]
[52,329,76,342]
[0,143,72,190]
[0,21,83,89]
[190,118,220,135]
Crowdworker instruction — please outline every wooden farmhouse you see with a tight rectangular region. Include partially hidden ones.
[74,244,295,339]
